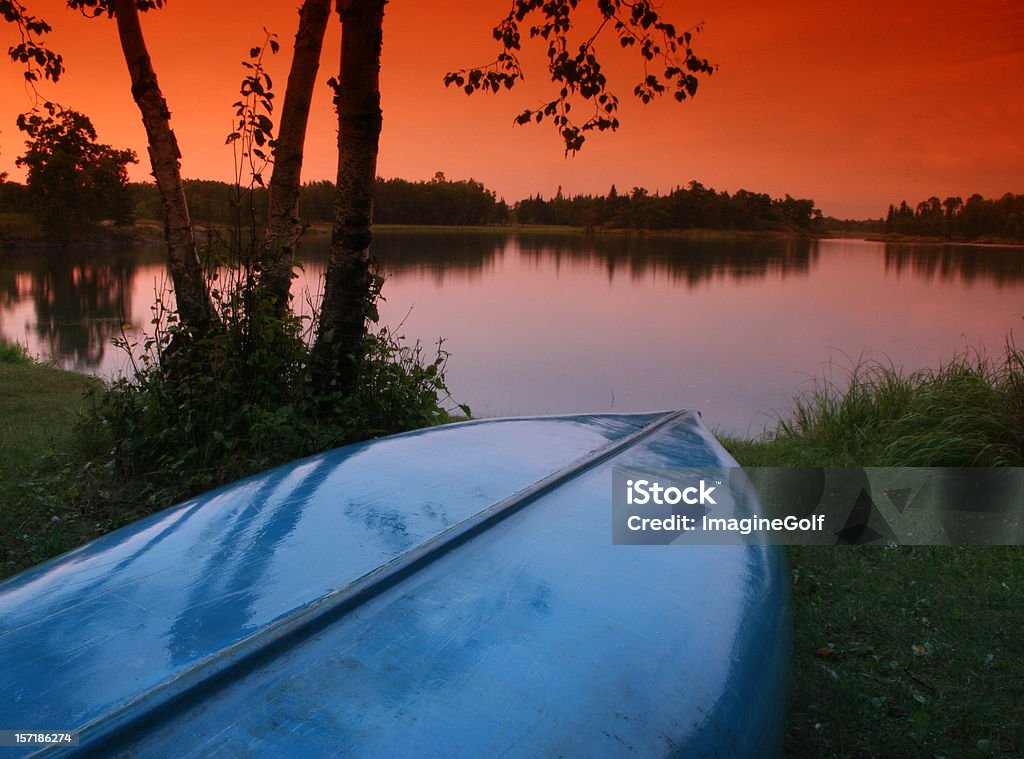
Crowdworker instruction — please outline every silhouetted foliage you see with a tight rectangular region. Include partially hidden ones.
[446,0,715,153]
[0,173,31,213]
[372,173,509,225]
[514,181,821,231]
[2,0,64,88]
[15,105,137,236]
[129,174,508,228]
[123,175,823,233]
[817,216,884,235]
[884,193,1024,241]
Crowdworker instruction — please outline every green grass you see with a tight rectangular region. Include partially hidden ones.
[0,342,103,575]
[778,545,1022,757]
[0,340,33,365]
[0,343,94,478]
[1,339,1022,755]
[726,346,1024,468]
[721,342,1024,756]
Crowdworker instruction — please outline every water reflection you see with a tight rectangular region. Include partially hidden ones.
[359,231,818,288]
[0,247,153,370]
[883,242,1024,286]
[2,234,1023,434]
[360,231,505,283]
[521,234,817,287]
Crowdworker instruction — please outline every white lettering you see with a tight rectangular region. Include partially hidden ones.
[625,478,719,506]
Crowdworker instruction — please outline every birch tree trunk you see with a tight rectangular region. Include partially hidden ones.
[110,0,216,338]
[312,0,386,394]
[261,0,332,315]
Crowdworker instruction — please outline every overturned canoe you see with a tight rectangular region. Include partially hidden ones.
[0,411,790,757]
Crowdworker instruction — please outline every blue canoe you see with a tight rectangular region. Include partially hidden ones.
[0,411,790,757]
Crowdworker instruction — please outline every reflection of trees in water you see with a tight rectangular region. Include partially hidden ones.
[354,232,508,284]
[884,243,1024,286]
[365,233,1024,289]
[350,231,819,288]
[0,249,138,370]
[0,266,23,311]
[8,236,1024,371]
[515,234,817,288]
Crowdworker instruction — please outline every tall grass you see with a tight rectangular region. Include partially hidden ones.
[736,341,1024,467]
[0,339,32,365]
[720,342,1024,757]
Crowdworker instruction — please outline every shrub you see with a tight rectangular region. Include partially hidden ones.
[81,274,467,506]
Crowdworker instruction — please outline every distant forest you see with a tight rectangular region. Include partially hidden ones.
[514,182,820,231]
[120,175,821,233]
[117,174,510,228]
[884,193,1024,241]
[2,171,1021,240]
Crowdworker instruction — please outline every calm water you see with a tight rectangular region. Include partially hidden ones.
[2,232,1023,436]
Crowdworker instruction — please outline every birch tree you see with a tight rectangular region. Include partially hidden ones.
[6,0,713,394]
[107,0,216,337]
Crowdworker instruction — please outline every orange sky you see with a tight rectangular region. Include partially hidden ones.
[1,1,1022,218]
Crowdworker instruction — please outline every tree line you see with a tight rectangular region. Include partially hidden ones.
[120,176,818,231]
[8,153,1023,242]
[884,193,1024,241]
[514,182,819,231]
[5,158,822,233]
[122,172,511,228]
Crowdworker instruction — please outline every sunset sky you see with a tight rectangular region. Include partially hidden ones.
[1,0,1021,218]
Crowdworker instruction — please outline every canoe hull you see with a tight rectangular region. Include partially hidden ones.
[0,411,790,757]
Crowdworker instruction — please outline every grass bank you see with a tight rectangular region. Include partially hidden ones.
[1,341,1021,756]
[864,232,1024,247]
[721,344,1024,756]
[726,346,1024,468]
[0,343,103,576]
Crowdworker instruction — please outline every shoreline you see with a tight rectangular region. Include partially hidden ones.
[6,220,1024,256]
[860,232,1024,248]
[3,220,827,248]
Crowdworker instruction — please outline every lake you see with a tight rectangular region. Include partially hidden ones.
[2,231,1022,436]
